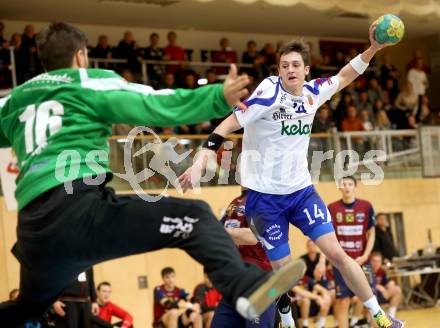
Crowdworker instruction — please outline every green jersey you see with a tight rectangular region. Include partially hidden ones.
[0,68,231,210]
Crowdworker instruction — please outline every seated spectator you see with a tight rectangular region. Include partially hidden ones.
[335,93,354,129]
[153,267,202,328]
[373,213,399,264]
[193,270,222,328]
[407,58,429,97]
[371,252,403,318]
[206,69,218,84]
[163,72,176,89]
[395,81,418,115]
[0,21,7,47]
[312,104,332,133]
[163,31,186,75]
[9,288,19,301]
[182,70,198,89]
[292,276,331,328]
[143,32,164,88]
[341,105,365,132]
[90,35,112,69]
[211,37,236,75]
[296,240,331,328]
[96,281,133,328]
[357,91,374,120]
[360,109,374,131]
[367,78,384,104]
[375,110,392,130]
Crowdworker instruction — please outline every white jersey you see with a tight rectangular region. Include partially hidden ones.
[235,76,339,194]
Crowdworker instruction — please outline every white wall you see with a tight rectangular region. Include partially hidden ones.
[2,19,367,61]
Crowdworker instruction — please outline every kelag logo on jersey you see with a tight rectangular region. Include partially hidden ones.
[280,120,312,136]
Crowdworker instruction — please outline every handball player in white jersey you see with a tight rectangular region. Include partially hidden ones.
[179,24,404,328]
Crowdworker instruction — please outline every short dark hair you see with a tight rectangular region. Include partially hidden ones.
[167,31,176,38]
[278,40,310,66]
[9,288,19,300]
[342,175,357,186]
[247,40,256,47]
[97,281,111,291]
[36,21,88,71]
[371,251,383,258]
[150,32,159,38]
[161,267,175,277]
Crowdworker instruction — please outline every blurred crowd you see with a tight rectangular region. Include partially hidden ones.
[0,21,439,136]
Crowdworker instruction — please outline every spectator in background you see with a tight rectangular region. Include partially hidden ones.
[153,267,202,328]
[114,31,141,74]
[90,35,112,69]
[193,270,222,328]
[395,81,418,115]
[9,289,19,301]
[380,54,399,88]
[182,70,198,89]
[259,42,277,76]
[376,110,392,130]
[341,105,365,132]
[406,49,431,73]
[164,31,186,75]
[18,24,43,83]
[0,21,7,47]
[241,40,264,78]
[407,58,429,97]
[335,93,354,129]
[96,281,133,328]
[373,213,399,264]
[211,37,236,75]
[163,72,176,89]
[367,78,384,104]
[334,51,345,69]
[357,91,374,120]
[407,114,417,129]
[143,32,164,88]
[312,104,332,133]
[417,95,432,124]
[206,68,218,84]
[371,252,403,318]
[383,78,399,106]
[360,109,374,131]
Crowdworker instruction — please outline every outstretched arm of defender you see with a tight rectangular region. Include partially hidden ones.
[335,24,388,92]
[226,227,259,246]
[178,113,241,191]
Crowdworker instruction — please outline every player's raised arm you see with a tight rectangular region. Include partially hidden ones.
[178,113,242,192]
[335,24,388,93]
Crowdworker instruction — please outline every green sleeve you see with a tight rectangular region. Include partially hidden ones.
[92,83,231,127]
[0,96,11,148]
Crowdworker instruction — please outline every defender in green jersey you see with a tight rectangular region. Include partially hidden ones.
[0,22,305,326]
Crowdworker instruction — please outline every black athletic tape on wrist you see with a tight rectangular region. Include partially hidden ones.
[203,133,224,151]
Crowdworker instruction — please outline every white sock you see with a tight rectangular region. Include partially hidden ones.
[302,318,309,326]
[388,306,397,318]
[279,309,295,326]
[334,319,339,327]
[317,316,326,328]
[350,316,359,326]
[363,296,383,316]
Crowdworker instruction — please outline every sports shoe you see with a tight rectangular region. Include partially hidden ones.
[236,259,306,321]
[373,311,405,328]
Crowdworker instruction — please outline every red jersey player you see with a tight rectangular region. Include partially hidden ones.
[327,176,376,328]
[96,281,133,328]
